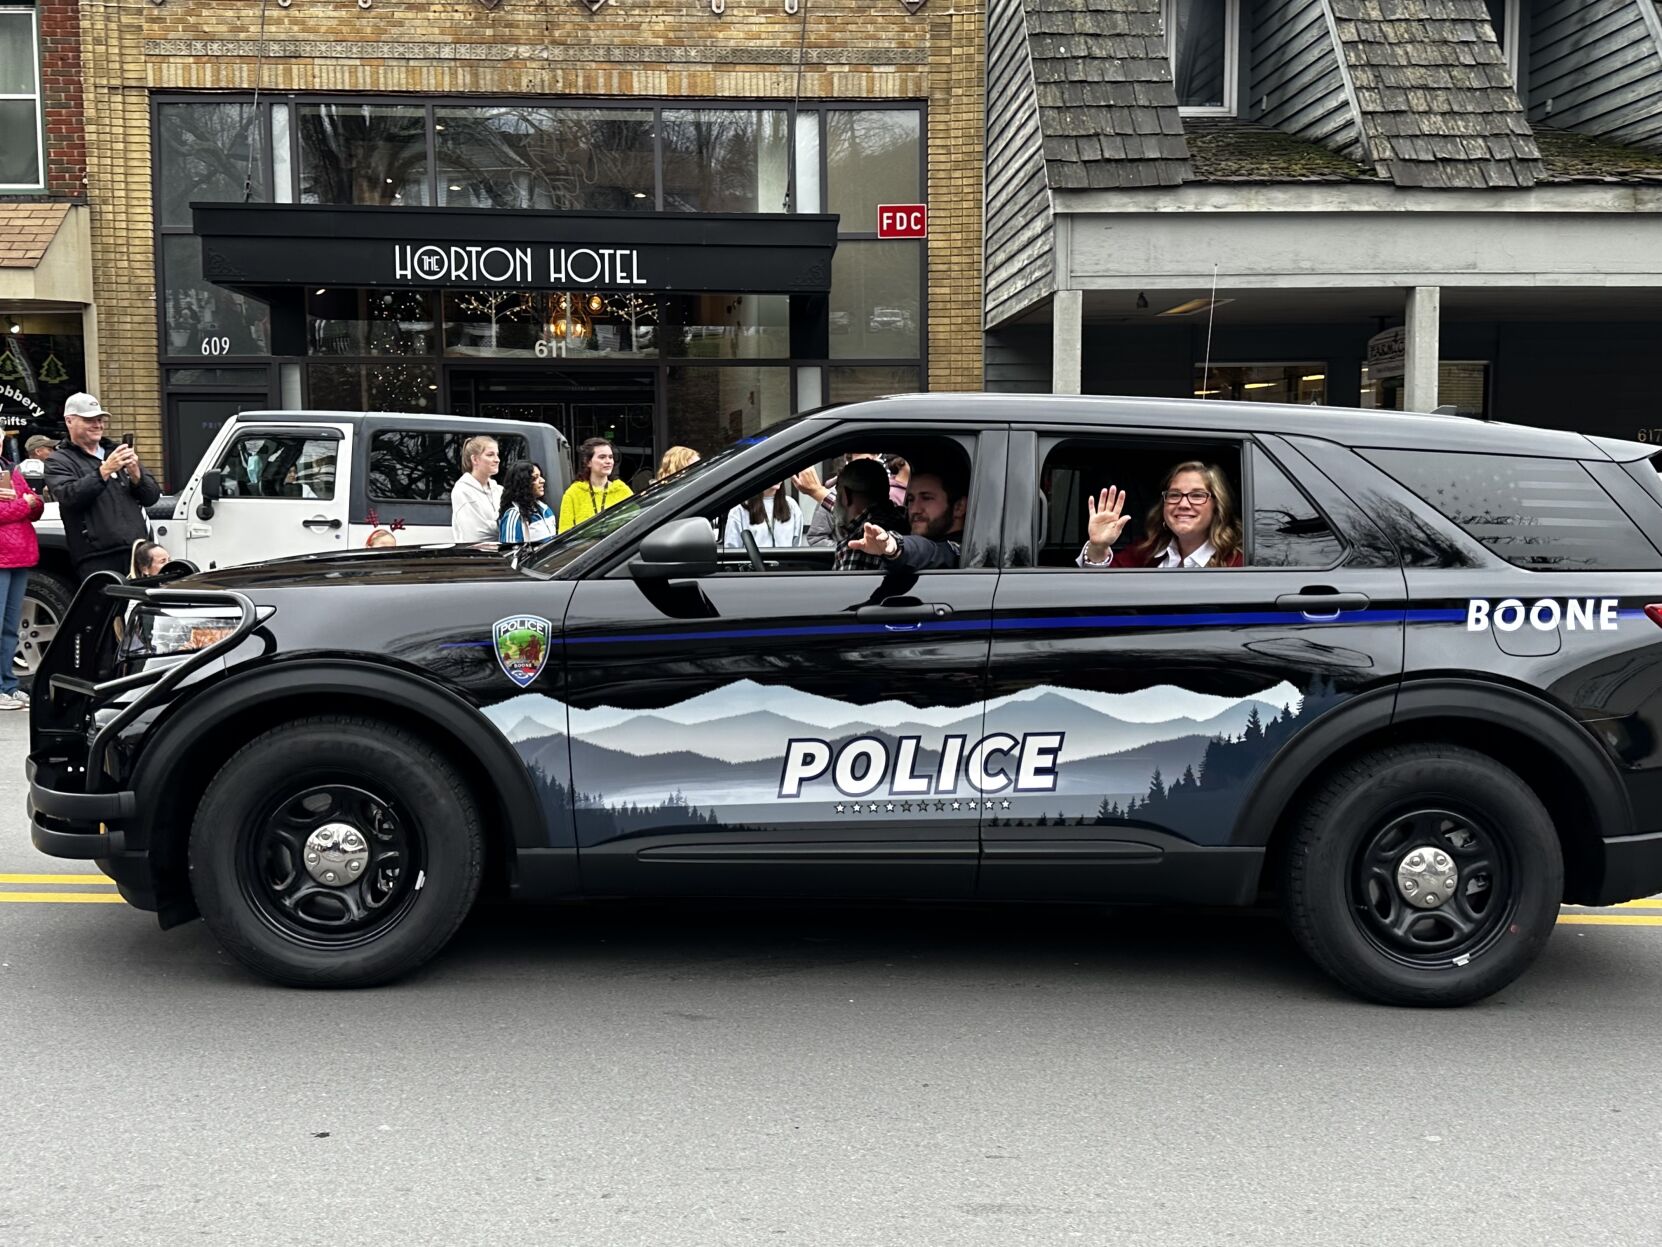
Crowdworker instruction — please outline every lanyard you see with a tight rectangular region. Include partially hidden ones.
[588,481,608,515]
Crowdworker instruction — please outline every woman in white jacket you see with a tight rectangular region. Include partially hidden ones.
[450,435,502,542]
[722,483,803,550]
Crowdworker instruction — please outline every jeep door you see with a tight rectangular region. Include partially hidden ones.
[183,423,352,569]
[559,423,1006,899]
[979,427,1408,903]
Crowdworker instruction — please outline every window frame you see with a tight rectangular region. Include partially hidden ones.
[365,426,531,505]
[1485,0,1522,82]
[0,2,45,192]
[213,429,342,502]
[1164,0,1241,119]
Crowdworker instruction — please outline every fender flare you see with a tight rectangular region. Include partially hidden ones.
[1231,678,1633,848]
[128,658,565,855]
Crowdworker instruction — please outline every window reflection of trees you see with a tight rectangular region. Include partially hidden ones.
[661,110,789,213]
[298,105,428,206]
[368,430,529,502]
[436,107,654,210]
[158,103,263,226]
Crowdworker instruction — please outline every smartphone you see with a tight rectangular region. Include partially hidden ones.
[121,433,135,450]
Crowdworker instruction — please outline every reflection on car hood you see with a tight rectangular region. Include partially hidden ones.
[168,543,529,591]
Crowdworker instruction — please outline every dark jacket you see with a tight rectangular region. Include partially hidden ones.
[45,438,161,567]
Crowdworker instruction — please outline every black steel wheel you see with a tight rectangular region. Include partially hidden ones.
[240,783,425,950]
[191,716,484,988]
[1284,743,1561,1007]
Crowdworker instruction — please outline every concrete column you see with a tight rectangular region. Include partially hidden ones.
[1052,289,1083,395]
[1404,286,1441,412]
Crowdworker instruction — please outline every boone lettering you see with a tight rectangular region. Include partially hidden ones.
[1466,598,1619,632]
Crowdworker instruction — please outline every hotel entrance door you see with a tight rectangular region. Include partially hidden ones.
[449,368,657,489]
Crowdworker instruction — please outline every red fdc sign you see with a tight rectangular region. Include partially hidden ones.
[876,204,928,239]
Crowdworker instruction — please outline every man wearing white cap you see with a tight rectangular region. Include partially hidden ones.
[45,393,162,580]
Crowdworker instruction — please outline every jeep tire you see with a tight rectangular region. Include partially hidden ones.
[190,716,484,988]
[16,569,73,691]
[1283,743,1562,1007]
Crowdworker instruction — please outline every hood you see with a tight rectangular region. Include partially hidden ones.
[172,543,533,592]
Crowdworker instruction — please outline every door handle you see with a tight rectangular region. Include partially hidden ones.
[1277,591,1370,617]
[855,602,953,623]
[302,516,343,530]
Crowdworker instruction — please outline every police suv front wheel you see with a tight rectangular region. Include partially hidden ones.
[190,717,485,988]
[1283,744,1562,1007]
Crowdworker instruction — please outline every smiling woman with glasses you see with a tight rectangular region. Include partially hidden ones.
[1077,459,1243,569]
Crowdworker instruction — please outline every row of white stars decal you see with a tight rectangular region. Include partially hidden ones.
[833,799,1015,814]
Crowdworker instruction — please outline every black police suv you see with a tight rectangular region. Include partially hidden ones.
[27,395,1662,1005]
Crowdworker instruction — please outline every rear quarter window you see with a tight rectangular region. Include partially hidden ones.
[1363,449,1662,571]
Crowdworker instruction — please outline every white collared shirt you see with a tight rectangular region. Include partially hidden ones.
[1077,538,1218,569]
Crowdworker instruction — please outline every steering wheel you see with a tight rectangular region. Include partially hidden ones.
[741,530,766,573]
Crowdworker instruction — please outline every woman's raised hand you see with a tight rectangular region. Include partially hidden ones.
[1086,486,1130,554]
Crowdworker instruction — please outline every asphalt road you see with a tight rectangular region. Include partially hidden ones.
[2,711,1660,1246]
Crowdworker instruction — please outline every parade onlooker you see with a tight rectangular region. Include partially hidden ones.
[19,435,54,495]
[655,445,701,482]
[497,461,559,544]
[723,482,804,550]
[884,455,910,507]
[557,437,632,532]
[449,435,502,543]
[45,393,162,581]
[0,454,43,710]
[829,458,908,571]
[129,539,170,579]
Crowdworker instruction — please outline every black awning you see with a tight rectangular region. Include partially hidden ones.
[192,203,838,295]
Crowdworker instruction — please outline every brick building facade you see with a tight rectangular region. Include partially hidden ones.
[72,0,984,484]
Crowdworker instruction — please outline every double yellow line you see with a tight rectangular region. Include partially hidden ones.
[0,872,124,904]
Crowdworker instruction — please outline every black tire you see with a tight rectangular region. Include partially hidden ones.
[16,569,73,692]
[189,716,485,988]
[1283,743,1562,1007]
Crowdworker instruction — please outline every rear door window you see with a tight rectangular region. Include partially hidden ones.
[1250,450,1344,569]
[369,430,530,503]
[1363,449,1662,571]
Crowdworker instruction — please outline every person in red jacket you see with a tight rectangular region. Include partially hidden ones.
[0,456,45,709]
[1077,460,1244,570]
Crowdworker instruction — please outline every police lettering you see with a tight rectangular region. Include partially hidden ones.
[779,733,1065,799]
[1466,598,1619,632]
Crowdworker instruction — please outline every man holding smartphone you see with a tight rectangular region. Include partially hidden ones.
[45,393,162,580]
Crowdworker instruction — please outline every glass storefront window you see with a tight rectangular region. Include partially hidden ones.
[661,109,790,213]
[657,294,788,360]
[162,235,271,357]
[307,289,436,357]
[829,241,922,360]
[0,313,84,436]
[435,106,655,210]
[665,365,792,453]
[441,290,659,359]
[297,104,429,206]
[1360,362,1489,417]
[1194,363,1325,403]
[157,102,264,228]
[307,361,440,413]
[827,366,921,404]
[826,111,921,233]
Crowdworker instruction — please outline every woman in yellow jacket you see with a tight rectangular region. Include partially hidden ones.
[557,437,634,532]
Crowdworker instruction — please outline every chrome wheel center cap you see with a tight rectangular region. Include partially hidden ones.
[1397,845,1458,909]
[303,822,369,888]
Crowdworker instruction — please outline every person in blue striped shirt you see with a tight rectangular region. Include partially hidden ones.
[497,461,558,544]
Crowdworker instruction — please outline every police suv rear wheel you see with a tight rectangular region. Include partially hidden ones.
[190,716,484,988]
[1283,744,1562,1007]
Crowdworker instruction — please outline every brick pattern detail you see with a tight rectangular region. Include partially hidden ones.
[82,0,985,443]
[37,0,85,197]
[0,203,71,267]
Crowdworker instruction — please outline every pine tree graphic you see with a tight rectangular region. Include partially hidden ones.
[38,353,68,385]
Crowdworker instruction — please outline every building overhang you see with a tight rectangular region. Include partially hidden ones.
[0,204,94,306]
[191,203,840,297]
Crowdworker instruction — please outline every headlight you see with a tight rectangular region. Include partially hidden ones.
[123,607,242,659]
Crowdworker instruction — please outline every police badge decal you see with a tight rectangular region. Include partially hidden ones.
[493,615,552,688]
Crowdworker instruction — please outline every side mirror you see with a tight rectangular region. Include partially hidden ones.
[629,516,718,581]
[196,470,222,520]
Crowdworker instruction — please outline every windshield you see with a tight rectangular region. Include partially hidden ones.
[524,416,807,572]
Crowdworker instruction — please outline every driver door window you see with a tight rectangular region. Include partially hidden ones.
[216,434,338,501]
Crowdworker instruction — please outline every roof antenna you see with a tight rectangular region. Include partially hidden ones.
[1200,262,1219,398]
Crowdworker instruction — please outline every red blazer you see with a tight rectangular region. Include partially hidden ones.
[1117,542,1243,569]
